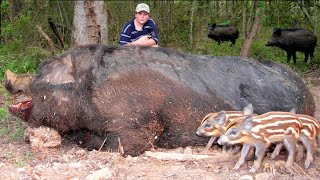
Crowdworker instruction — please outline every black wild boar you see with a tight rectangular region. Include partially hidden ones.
[6,44,314,156]
[266,28,317,64]
[208,23,239,45]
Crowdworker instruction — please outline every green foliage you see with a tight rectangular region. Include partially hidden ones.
[0,127,9,136]
[0,0,319,79]
[0,47,47,78]
[0,110,25,141]
[204,39,242,57]
[0,1,50,79]
[218,19,231,26]
[0,108,7,119]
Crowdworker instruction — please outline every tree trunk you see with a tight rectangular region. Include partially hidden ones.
[215,1,220,19]
[10,0,21,17]
[240,5,261,57]
[242,1,247,37]
[73,0,108,46]
[297,0,315,31]
[246,1,256,36]
[36,25,56,52]
[189,0,196,51]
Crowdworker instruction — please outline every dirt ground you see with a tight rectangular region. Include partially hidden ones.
[0,70,319,180]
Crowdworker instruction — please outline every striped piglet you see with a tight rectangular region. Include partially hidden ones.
[271,112,320,169]
[196,104,253,153]
[218,110,304,172]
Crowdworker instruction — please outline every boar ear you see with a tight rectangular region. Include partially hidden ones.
[243,103,253,115]
[289,108,296,114]
[6,69,13,77]
[212,23,216,28]
[5,69,17,80]
[273,28,281,35]
[215,111,227,125]
[242,116,253,131]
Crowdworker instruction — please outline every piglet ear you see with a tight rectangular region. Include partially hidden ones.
[215,111,227,125]
[289,108,296,114]
[212,23,216,28]
[242,115,253,131]
[243,103,253,115]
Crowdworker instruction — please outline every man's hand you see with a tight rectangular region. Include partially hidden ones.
[127,35,155,46]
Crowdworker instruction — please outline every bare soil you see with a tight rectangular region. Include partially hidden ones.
[0,70,319,180]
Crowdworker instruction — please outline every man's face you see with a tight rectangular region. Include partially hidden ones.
[135,11,149,24]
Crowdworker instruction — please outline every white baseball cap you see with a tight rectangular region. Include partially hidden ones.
[135,3,150,13]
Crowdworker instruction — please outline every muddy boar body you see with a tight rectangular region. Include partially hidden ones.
[7,44,314,156]
[266,28,317,64]
[208,23,239,45]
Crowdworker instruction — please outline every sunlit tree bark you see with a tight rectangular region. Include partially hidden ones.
[240,2,261,57]
[73,0,108,46]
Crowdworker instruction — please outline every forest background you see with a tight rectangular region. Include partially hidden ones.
[0,0,319,77]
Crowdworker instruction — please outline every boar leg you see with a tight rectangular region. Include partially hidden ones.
[304,51,309,63]
[231,40,236,46]
[234,144,251,170]
[286,52,291,64]
[103,130,155,157]
[292,51,297,64]
[249,142,268,173]
[283,136,297,167]
[309,51,314,65]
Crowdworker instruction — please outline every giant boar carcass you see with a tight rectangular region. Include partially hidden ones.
[6,44,314,156]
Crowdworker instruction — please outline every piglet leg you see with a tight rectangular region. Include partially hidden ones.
[234,144,251,170]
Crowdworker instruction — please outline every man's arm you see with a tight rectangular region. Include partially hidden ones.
[119,23,132,45]
[128,19,158,47]
[148,19,159,45]
[127,35,156,46]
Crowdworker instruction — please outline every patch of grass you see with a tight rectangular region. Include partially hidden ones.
[0,47,47,80]
[0,107,10,136]
[11,125,25,141]
[0,108,7,119]
[0,127,9,136]
[0,83,25,141]
[15,151,32,168]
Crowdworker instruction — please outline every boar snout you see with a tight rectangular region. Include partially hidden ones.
[265,41,272,46]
